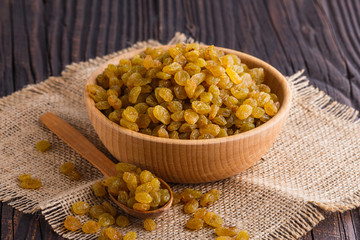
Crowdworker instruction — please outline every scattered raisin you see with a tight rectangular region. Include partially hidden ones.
[143,218,156,231]
[82,220,100,234]
[36,140,51,152]
[63,215,82,232]
[186,217,204,230]
[204,212,223,228]
[72,201,90,215]
[236,230,250,240]
[123,231,137,240]
[116,215,130,227]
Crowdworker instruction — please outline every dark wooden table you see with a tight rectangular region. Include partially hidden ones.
[1,0,359,239]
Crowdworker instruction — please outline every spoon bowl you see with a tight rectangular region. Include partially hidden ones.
[40,112,173,218]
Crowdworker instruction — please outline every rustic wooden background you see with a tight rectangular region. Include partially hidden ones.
[1,0,359,239]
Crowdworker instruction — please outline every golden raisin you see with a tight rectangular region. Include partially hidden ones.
[20,177,42,189]
[64,215,82,232]
[68,170,81,180]
[102,201,117,217]
[116,162,137,173]
[184,109,199,125]
[89,204,106,219]
[153,105,171,125]
[236,105,253,120]
[181,188,203,202]
[194,208,207,219]
[186,217,204,230]
[72,201,90,215]
[104,227,122,240]
[144,218,156,231]
[135,192,153,204]
[204,212,223,228]
[124,231,137,240]
[264,101,278,116]
[215,226,239,237]
[158,88,174,102]
[18,174,32,182]
[184,199,199,214]
[36,140,51,152]
[172,192,182,205]
[82,220,100,234]
[174,70,190,86]
[140,170,154,183]
[116,215,130,227]
[236,230,250,240]
[98,213,115,227]
[192,101,211,114]
[122,106,139,122]
[133,203,151,211]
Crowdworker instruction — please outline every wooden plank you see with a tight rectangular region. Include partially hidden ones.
[69,0,88,62]
[106,1,119,53]
[13,209,41,240]
[0,0,15,98]
[84,0,102,60]
[10,0,35,89]
[96,0,111,57]
[1,203,14,240]
[350,208,360,240]
[39,216,65,240]
[60,0,76,67]
[312,212,346,240]
[43,0,62,76]
[339,210,358,240]
[22,0,50,84]
[315,0,360,110]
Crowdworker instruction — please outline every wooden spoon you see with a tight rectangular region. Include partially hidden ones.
[40,112,173,218]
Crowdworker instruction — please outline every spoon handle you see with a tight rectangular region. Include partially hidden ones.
[40,112,117,177]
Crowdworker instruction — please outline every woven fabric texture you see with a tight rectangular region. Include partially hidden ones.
[0,33,359,240]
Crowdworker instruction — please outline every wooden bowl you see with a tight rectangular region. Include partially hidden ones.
[84,45,291,183]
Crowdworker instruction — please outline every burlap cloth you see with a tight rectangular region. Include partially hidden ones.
[1,33,359,240]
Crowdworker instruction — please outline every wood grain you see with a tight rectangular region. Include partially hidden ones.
[0,0,359,239]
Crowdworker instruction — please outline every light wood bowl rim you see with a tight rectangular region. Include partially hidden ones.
[85,45,291,145]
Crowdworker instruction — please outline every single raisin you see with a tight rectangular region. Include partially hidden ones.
[82,220,100,234]
[185,217,204,230]
[63,215,82,232]
[144,218,156,231]
[36,140,51,152]
[116,215,130,227]
[72,201,90,215]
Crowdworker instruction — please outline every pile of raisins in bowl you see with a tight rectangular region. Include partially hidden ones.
[87,43,280,139]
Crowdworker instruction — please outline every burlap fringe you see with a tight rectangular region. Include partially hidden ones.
[0,184,40,213]
[268,204,324,240]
